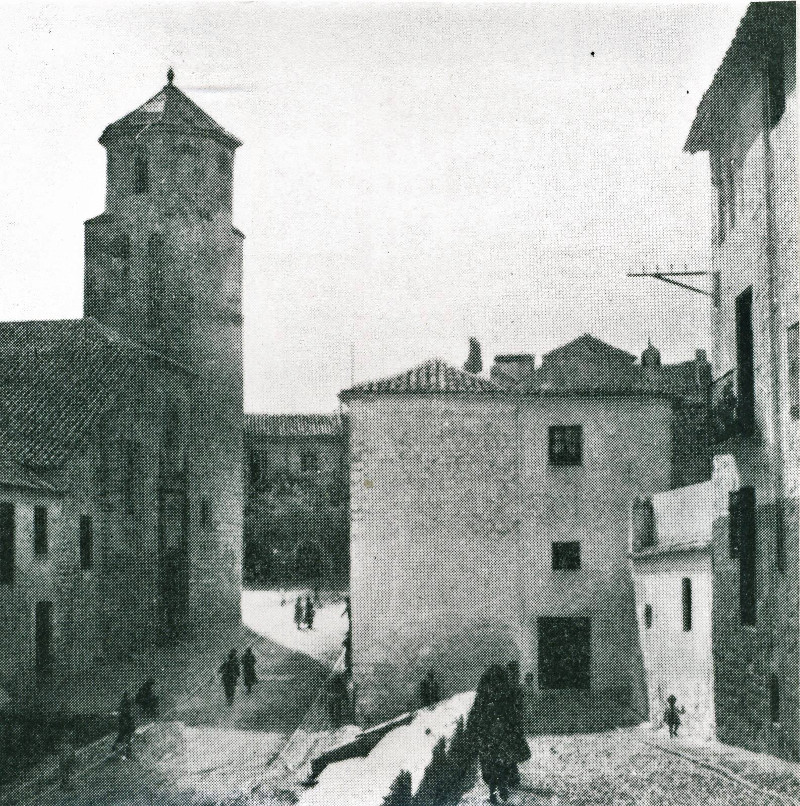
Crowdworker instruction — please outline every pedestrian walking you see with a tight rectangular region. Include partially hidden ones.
[57,732,77,790]
[468,664,529,804]
[343,630,352,677]
[664,694,682,737]
[111,692,135,759]
[294,596,304,630]
[327,673,349,728]
[219,649,240,705]
[506,661,525,787]
[242,647,258,694]
[135,677,159,718]
[420,670,440,708]
[305,595,315,630]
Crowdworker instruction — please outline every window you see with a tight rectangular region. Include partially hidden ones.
[110,234,131,293]
[200,497,210,528]
[34,506,48,556]
[736,287,755,435]
[644,604,653,629]
[731,486,757,625]
[0,502,14,585]
[767,33,786,128]
[123,440,142,515]
[146,234,165,328]
[134,148,149,194]
[552,541,581,570]
[771,673,781,724]
[218,152,231,175]
[788,323,798,419]
[682,578,692,632]
[80,515,93,570]
[300,451,319,474]
[549,426,582,466]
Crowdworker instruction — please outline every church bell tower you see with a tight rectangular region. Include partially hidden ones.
[84,70,245,627]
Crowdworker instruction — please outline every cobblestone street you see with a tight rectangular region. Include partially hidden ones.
[460,729,800,806]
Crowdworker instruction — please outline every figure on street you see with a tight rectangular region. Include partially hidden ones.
[327,673,349,728]
[506,661,525,786]
[664,694,682,737]
[343,630,352,677]
[468,664,530,804]
[111,693,135,759]
[305,595,315,630]
[219,649,241,705]
[135,677,159,718]
[242,647,258,694]
[420,670,440,708]
[294,596,304,630]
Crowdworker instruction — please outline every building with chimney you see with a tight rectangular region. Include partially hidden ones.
[630,2,798,758]
[0,72,244,701]
[341,335,710,722]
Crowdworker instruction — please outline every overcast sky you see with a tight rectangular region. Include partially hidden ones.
[0,2,747,412]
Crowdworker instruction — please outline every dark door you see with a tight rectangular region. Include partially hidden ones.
[538,616,591,690]
[36,601,53,677]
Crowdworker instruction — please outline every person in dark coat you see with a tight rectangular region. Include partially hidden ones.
[420,670,440,708]
[219,649,240,705]
[664,694,682,737]
[135,677,159,718]
[294,596,304,630]
[242,647,258,694]
[112,693,135,758]
[305,595,315,630]
[469,665,528,804]
[327,673,348,728]
[506,661,525,786]
[343,630,352,677]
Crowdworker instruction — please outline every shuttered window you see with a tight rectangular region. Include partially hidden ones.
[0,503,14,585]
[682,578,692,632]
[730,486,757,626]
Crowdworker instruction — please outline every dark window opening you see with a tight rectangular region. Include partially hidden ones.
[736,287,755,435]
[111,234,131,293]
[731,486,757,625]
[301,451,319,474]
[0,502,14,585]
[249,450,263,488]
[552,541,581,570]
[34,506,48,556]
[147,234,165,328]
[771,673,781,724]
[644,604,653,629]
[767,33,786,128]
[35,601,53,677]
[788,323,798,419]
[218,152,231,174]
[80,515,93,570]
[134,149,149,194]
[538,617,591,690]
[682,578,692,632]
[549,425,582,466]
[201,497,210,528]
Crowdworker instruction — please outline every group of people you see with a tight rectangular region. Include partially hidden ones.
[294,594,317,630]
[219,647,259,705]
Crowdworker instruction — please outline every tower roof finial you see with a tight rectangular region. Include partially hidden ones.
[167,67,175,86]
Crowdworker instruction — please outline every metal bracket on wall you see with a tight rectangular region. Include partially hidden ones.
[628,266,718,301]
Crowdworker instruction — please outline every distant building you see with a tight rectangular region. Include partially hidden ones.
[341,335,710,722]
[244,414,349,587]
[634,3,798,759]
[0,73,245,701]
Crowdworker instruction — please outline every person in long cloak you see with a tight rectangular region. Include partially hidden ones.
[242,647,258,694]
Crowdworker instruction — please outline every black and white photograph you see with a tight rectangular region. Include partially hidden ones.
[0,2,797,804]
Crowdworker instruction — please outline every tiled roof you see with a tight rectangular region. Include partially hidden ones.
[0,319,143,467]
[340,359,502,400]
[685,3,795,153]
[100,78,242,149]
[245,413,347,439]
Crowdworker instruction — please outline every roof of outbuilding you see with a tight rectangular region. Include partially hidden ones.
[0,452,59,493]
[0,318,143,467]
[100,76,242,149]
[684,3,795,153]
[245,413,347,439]
[340,358,503,400]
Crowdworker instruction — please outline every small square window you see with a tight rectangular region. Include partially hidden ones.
[34,506,48,556]
[552,541,581,570]
[549,426,582,466]
[644,604,653,629]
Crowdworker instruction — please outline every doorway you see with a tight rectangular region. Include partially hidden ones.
[538,616,591,690]
[35,601,53,677]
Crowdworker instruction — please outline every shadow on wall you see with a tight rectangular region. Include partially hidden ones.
[355,616,519,725]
